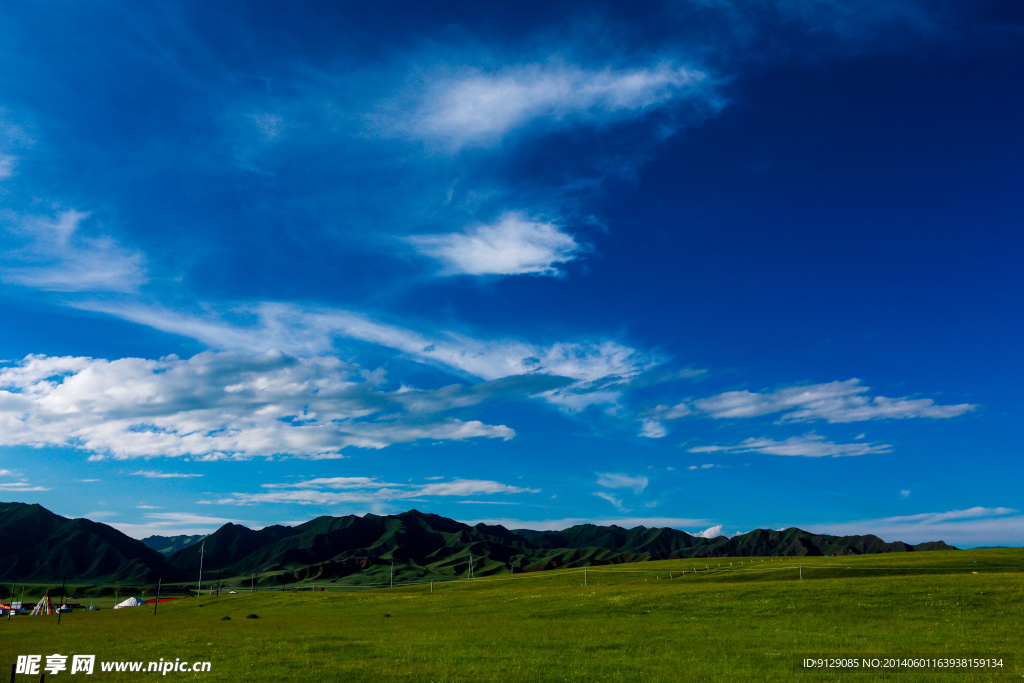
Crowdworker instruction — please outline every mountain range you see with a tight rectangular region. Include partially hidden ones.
[0,502,955,586]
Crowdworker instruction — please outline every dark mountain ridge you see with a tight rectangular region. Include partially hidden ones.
[0,502,176,583]
[0,502,956,585]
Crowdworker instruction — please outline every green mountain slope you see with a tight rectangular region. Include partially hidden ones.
[0,502,178,583]
[141,534,207,556]
[517,524,955,557]
[0,502,956,585]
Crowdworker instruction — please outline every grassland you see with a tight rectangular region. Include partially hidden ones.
[2,549,1021,682]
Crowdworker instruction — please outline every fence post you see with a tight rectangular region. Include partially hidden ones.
[799,565,803,580]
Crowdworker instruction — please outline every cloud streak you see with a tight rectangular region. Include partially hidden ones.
[108,511,244,539]
[131,470,204,479]
[401,60,712,150]
[0,209,146,293]
[409,212,581,276]
[803,507,1023,547]
[689,433,892,457]
[693,379,974,423]
[209,476,539,506]
[596,472,649,494]
[0,351,514,460]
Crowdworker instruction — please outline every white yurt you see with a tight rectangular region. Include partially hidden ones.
[114,597,146,609]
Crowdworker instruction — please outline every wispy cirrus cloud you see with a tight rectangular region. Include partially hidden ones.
[108,511,244,539]
[803,507,1023,547]
[208,476,538,506]
[693,379,974,423]
[689,433,892,457]
[131,470,204,479]
[398,60,713,150]
[638,402,691,438]
[596,472,648,494]
[0,153,14,179]
[0,481,49,492]
[593,491,627,511]
[86,301,657,385]
[0,209,146,293]
[409,212,582,277]
[0,467,49,492]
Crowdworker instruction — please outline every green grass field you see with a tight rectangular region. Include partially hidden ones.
[3,549,1021,681]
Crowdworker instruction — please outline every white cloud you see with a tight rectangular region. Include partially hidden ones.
[210,476,538,506]
[262,476,396,490]
[408,60,710,149]
[0,481,49,492]
[593,491,626,511]
[689,433,891,457]
[83,301,659,421]
[247,112,286,142]
[803,507,1023,548]
[89,301,656,386]
[696,524,723,538]
[900,489,911,498]
[409,212,581,276]
[639,419,668,438]
[0,350,514,460]
[693,379,974,423]
[108,511,243,539]
[638,401,692,438]
[417,479,535,497]
[131,471,204,479]
[0,153,15,179]
[455,500,520,505]
[0,468,48,491]
[687,463,720,470]
[596,472,648,494]
[0,209,146,293]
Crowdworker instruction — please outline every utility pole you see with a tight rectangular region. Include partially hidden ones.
[57,576,66,625]
[390,561,394,588]
[154,578,162,616]
[197,541,205,599]
[250,572,255,593]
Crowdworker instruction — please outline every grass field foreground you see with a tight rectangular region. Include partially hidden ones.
[2,550,1022,681]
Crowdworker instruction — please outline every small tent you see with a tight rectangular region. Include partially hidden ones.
[114,597,145,609]
[30,592,56,615]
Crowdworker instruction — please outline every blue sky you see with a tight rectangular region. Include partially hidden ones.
[0,0,1020,547]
